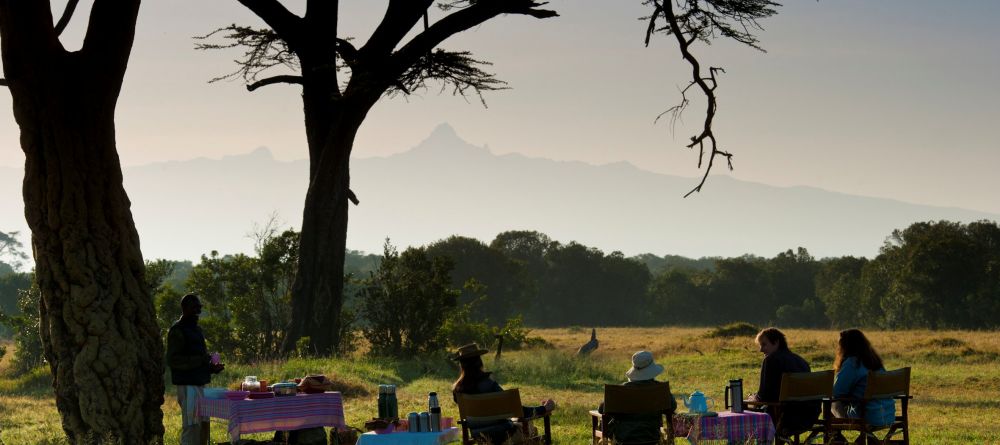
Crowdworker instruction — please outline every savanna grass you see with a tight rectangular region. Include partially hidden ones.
[2,329,1000,444]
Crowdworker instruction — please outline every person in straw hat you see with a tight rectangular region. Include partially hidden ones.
[451,343,556,444]
[597,350,677,445]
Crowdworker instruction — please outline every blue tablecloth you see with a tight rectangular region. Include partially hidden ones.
[357,427,460,445]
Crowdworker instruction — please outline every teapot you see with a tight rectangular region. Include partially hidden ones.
[681,390,714,414]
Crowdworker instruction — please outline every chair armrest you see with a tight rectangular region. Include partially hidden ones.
[743,400,768,408]
[893,395,914,400]
[588,410,603,419]
[518,411,552,422]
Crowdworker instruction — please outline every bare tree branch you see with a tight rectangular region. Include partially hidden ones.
[645,0,776,197]
[247,74,304,91]
[391,0,557,76]
[0,79,7,87]
[53,0,80,36]
[360,0,434,57]
[235,0,303,46]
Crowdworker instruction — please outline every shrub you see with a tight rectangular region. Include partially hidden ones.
[704,322,760,338]
[0,280,45,374]
[359,241,459,357]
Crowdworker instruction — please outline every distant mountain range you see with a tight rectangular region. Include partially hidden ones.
[2,123,997,262]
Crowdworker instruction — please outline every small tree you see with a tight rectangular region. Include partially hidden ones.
[359,240,459,357]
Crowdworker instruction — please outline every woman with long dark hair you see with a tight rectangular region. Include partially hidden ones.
[451,344,555,445]
[833,329,895,426]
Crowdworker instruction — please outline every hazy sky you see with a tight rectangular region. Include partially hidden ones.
[2,0,1000,215]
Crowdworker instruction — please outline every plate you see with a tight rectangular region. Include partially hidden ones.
[224,390,250,400]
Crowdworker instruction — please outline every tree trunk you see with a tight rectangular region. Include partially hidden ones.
[9,83,165,444]
[2,2,164,440]
[283,86,374,354]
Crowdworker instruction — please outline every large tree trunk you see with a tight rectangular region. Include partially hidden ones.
[282,73,376,354]
[1,1,164,443]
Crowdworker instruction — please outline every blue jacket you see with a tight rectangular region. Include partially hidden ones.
[833,357,896,426]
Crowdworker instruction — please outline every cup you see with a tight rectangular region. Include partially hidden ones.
[440,417,454,429]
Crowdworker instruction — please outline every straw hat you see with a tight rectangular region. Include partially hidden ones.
[452,343,489,361]
[625,350,664,381]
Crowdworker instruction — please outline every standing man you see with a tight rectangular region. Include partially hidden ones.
[167,293,224,445]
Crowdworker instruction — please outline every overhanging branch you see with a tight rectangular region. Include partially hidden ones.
[53,0,80,36]
[247,75,304,91]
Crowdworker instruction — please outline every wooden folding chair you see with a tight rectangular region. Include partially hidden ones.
[588,382,675,445]
[746,370,834,445]
[456,389,552,445]
[828,367,911,445]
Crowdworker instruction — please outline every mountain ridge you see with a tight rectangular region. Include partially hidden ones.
[1,123,997,262]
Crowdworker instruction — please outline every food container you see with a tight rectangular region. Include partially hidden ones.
[203,387,227,399]
[273,382,298,397]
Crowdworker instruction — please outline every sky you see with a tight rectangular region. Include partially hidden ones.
[2,1,1000,212]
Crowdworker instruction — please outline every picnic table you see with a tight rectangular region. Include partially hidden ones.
[672,410,775,444]
[356,427,460,445]
[197,391,347,443]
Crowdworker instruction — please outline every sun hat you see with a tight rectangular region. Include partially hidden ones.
[452,343,489,361]
[625,350,664,381]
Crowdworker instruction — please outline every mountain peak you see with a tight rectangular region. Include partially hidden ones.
[407,123,491,158]
[429,122,458,140]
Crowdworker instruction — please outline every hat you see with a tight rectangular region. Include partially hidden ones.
[452,343,489,361]
[625,350,664,381]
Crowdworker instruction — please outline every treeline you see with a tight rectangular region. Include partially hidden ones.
[3,220,1000,363]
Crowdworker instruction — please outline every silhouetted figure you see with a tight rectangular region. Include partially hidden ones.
[495,333,505,360]
[577,328,599,356]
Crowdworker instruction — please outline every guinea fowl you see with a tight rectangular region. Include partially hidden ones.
[576,328,598,355]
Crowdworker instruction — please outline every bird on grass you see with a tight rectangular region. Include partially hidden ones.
[577,328,598,355]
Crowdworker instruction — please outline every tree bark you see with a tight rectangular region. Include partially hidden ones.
[1,1,164,443]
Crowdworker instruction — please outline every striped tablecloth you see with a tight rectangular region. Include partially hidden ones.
[673,410,775,444]
[197,392,346,442]
[356,427,460,445]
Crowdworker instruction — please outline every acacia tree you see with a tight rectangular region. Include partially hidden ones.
[0,0,164,442]
[202,0,777,354]
[200,0,558,354]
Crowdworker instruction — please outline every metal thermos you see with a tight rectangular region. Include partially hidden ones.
[386,385,399,419]
[428,392,441,432]
[407,412,420,432]
[377,385,387,418]
[726,378,744,413]
[419,412,431,432]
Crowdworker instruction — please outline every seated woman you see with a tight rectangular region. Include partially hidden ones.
[747,327,820,434]
[451,343,555,445]
[597,350,676,445]
[833,329,895,426]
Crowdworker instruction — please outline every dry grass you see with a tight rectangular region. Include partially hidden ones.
[2,329,1000,444]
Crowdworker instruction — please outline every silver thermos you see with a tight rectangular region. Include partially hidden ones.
[428,392,441,432]
[726,378,744,413]
[407,412,420,432]
[419,412,431,432]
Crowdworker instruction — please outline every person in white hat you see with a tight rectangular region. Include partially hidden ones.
[597,350,677,445]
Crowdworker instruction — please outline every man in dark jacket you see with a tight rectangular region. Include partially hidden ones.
[167,294,224,445]
[749,327,820,437]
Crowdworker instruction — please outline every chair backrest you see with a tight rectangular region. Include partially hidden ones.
[603,381,673,414]
[456,389,523,421]
[778,370,834,402]
[863,367,911,399]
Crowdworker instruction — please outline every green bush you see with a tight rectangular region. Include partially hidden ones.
[704,322,759,338]
[358,240,459,357]
[0,280,45,374]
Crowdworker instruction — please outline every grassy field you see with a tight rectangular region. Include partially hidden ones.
[2,327,999,444]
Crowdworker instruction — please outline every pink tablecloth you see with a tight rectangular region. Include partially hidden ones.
[673,411,775,444]
[197,392,346,441]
